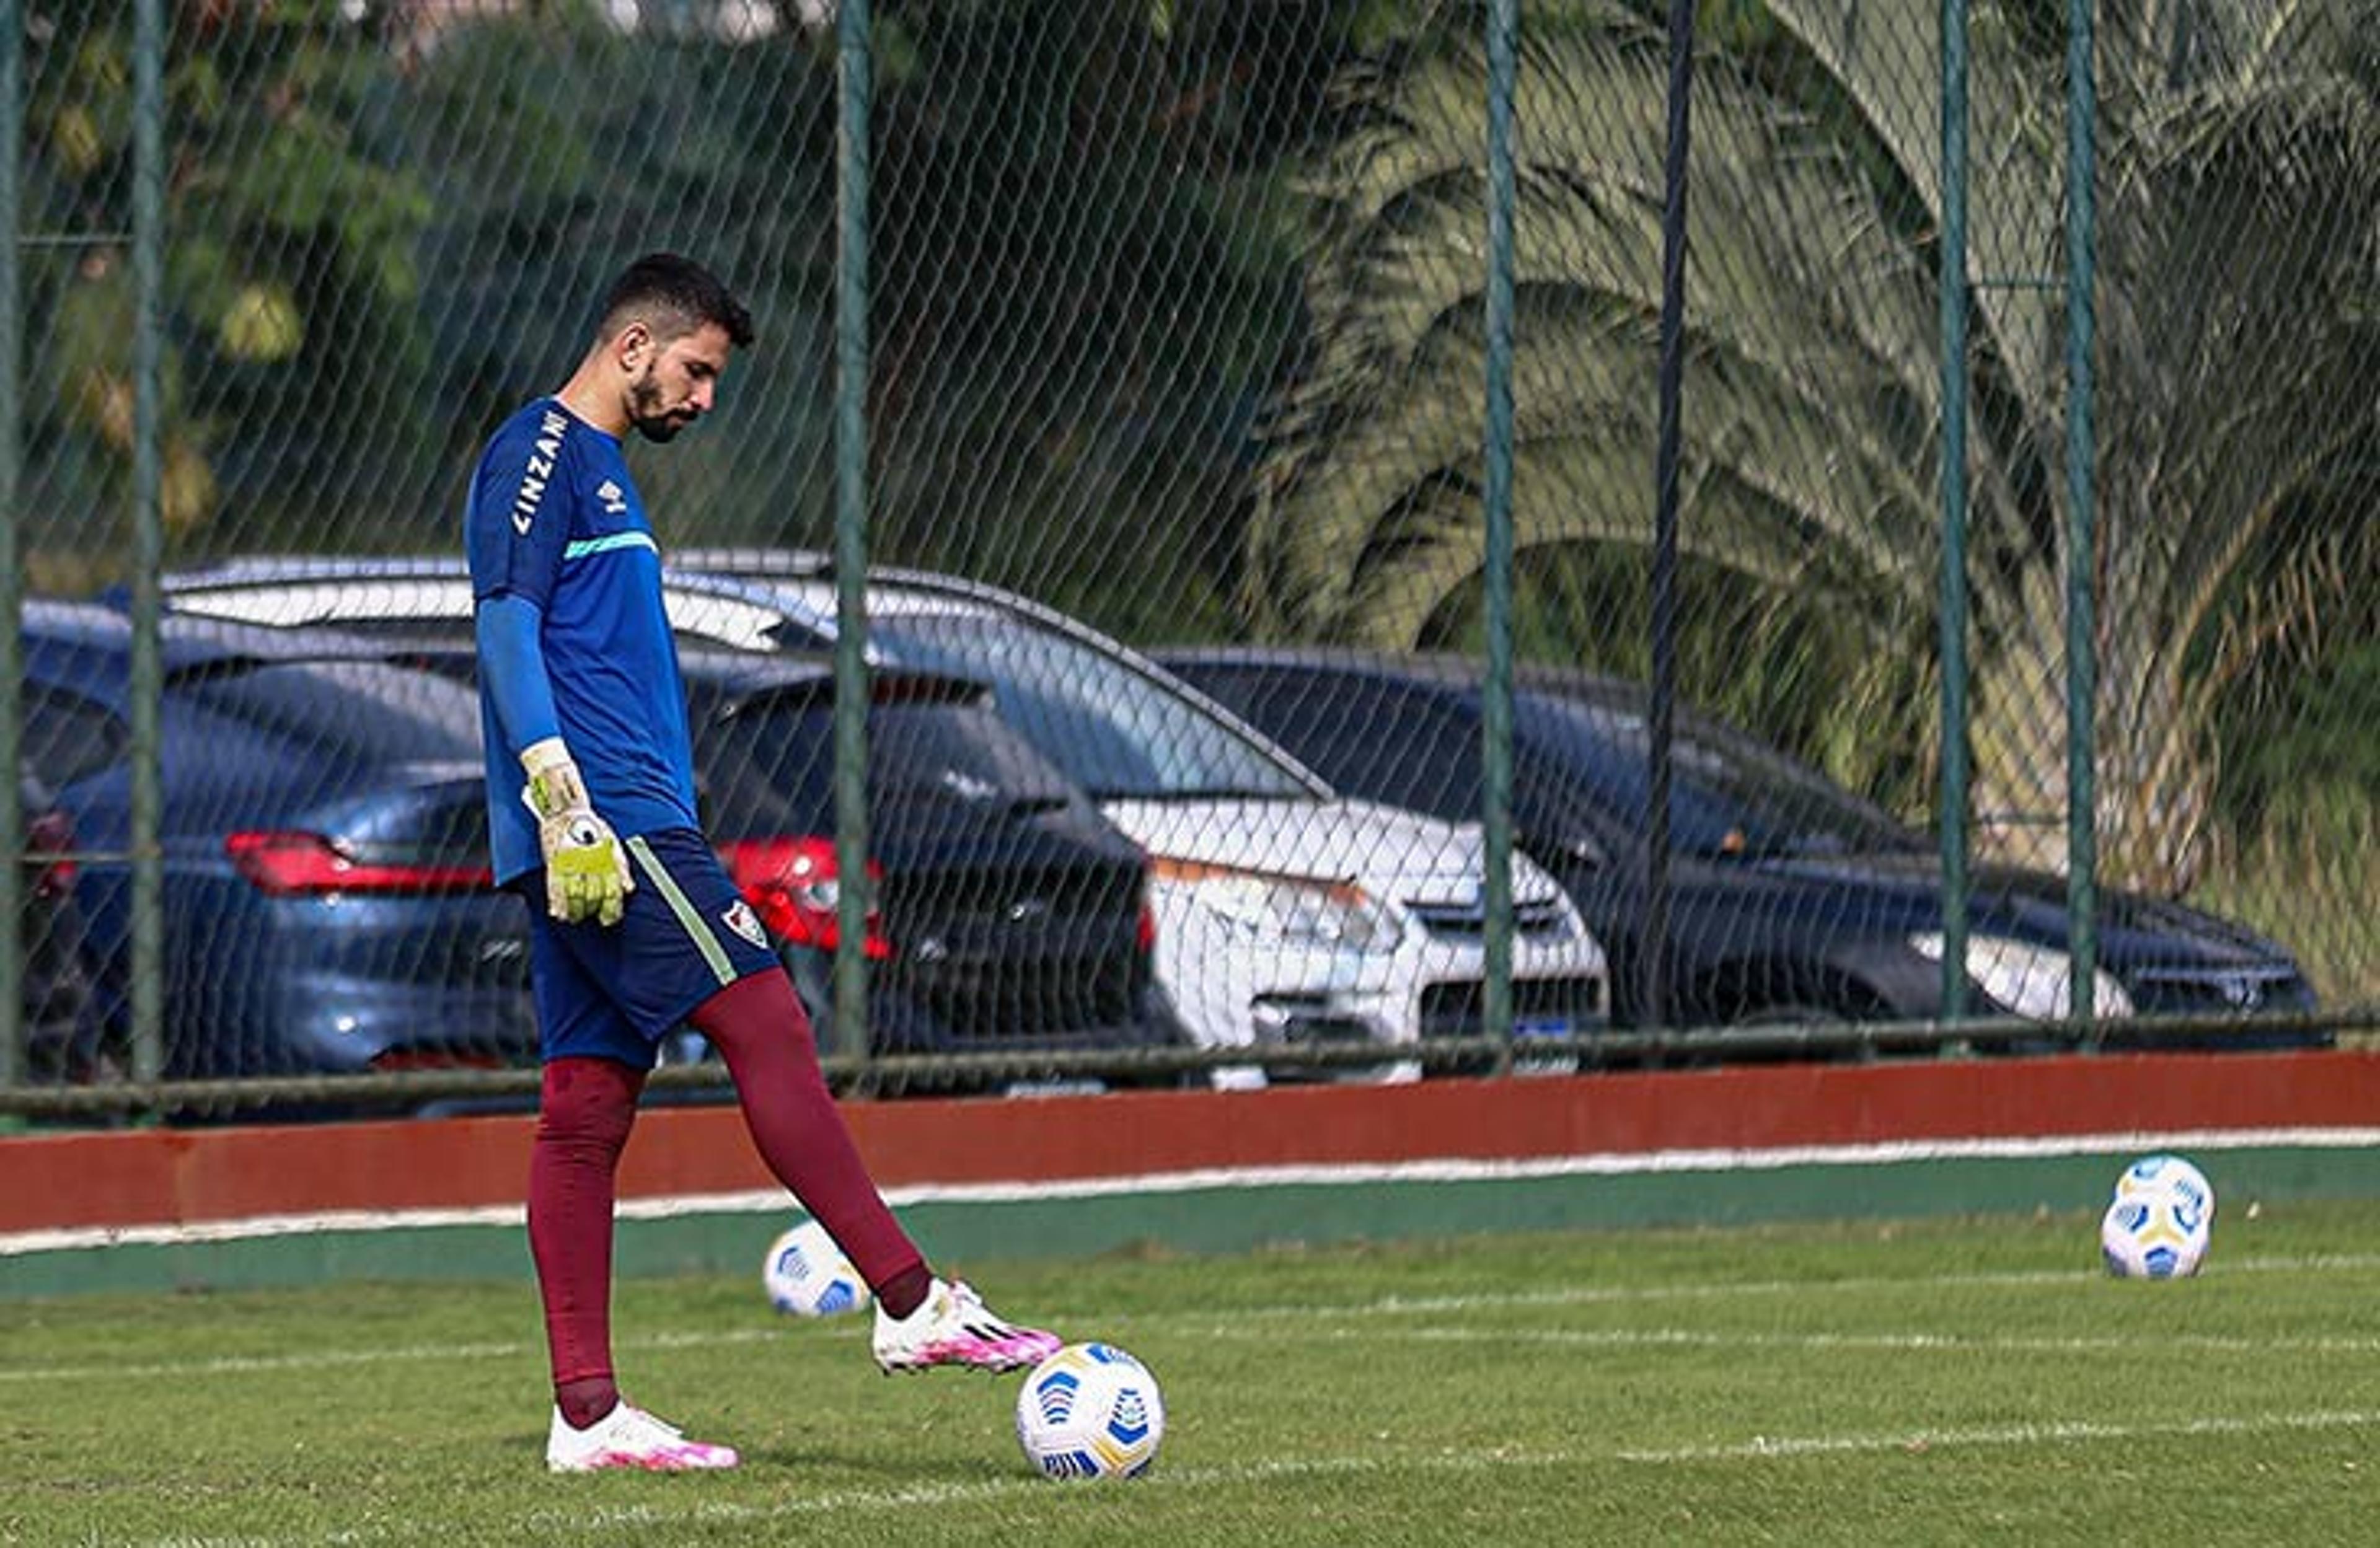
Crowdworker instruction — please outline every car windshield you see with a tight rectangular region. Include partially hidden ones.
[1522,693,1928,859]
[858,611,1313,803]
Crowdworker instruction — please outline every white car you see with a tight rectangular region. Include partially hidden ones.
[161,554,1611,1086]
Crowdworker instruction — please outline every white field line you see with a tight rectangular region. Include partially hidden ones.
[7,1250,2380,1388]
[27,1321,2380,1391]
[9,1125,2380,1257]
[1185,1324,2380,1357]
[1615,1407,2380,1463]
[112,1409,2380,1548]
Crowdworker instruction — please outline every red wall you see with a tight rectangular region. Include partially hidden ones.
[9,1050,2379,1235]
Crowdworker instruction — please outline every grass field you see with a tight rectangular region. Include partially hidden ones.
[7,1200,2379,1547]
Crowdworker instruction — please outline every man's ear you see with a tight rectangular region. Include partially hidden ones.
[615,320,652,371]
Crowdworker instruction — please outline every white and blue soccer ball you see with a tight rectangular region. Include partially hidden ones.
[1015,1342,1165,1480]
[761,1219,870,1316]
[2100,1153,2215,1279]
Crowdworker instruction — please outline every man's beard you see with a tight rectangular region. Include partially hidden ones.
[627,368,689,443]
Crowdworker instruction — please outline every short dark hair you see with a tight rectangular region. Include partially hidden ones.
[595,252,755,350]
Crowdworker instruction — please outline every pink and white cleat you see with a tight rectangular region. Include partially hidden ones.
[545,1402,741,1473]
[871,1277,1062,1374]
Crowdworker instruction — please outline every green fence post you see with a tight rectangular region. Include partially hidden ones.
[0,0,21,1103]
[832,0,874,1068]
[1647,0,1698,1033]
[2065,0,2100,1027]
[1481,0,1518,1075]
[128,0,165,1089]
[1938,0,1973,1021]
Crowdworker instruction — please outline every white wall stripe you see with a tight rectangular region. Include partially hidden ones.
[8,1125,2376,1259]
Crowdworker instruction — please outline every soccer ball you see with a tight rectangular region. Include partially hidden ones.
[760,1219,870,1316]
[1015,1342,1165,1480]
[2099,1154,2215,1280]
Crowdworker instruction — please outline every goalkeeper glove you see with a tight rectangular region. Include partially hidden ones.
[520,737,633,926]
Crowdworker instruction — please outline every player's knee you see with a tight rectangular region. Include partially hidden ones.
[537,1055,643,1154]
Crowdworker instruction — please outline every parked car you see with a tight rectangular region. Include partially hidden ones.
[16,760,99,1084]
[1154,646,2325,1051]
[159,556,1611,1084]
[19,600,536,1106]
[672,650,1191,1089]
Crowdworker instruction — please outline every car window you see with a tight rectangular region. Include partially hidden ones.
[699,694,1081,834]
[860,611,1312,802]
[174,661,484,763]
[1228,669,1474,814]
[1189,664,1617,865]
[20,685,130,791]
[1522,693,1925,857]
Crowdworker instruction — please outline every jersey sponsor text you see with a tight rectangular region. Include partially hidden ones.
[511,408,570,535]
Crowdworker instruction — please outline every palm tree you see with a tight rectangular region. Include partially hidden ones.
[1246,0,2380,893]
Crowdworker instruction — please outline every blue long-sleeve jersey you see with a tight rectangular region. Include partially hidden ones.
[464,397,699,885]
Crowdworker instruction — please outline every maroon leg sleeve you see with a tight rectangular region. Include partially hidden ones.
[687,971,929,1300]
[528,1055,646,1415]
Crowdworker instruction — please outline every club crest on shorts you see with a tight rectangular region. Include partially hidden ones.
[721,898,769,949]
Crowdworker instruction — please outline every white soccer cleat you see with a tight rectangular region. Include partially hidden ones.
[545,1402,741,1473]
[871,1277,1062,1374]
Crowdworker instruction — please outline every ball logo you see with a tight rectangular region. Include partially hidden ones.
[1104,1389,1153,1445]
[1028,1370,1082,1427]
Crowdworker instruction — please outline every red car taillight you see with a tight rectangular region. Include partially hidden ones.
[24,807,76,898]
[716,837,892,960]
[226,831,493,896]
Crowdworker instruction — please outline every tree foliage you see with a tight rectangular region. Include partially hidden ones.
[23,1,434,579]
[1246,0,2380,892]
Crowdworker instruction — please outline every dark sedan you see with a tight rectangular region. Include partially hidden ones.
[1157,647,2322,1050]
[685,653,1188,1089]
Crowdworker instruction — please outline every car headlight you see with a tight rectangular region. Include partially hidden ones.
[1907,932,2135,1019]
[1150,857,1401,953]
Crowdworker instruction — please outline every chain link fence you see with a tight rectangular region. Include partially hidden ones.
[4,0,2373,1122]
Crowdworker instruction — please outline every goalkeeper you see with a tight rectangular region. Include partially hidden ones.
[465,253,1059,1475]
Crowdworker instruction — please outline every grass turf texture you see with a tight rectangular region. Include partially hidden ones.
[5,1203,2376,1546]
